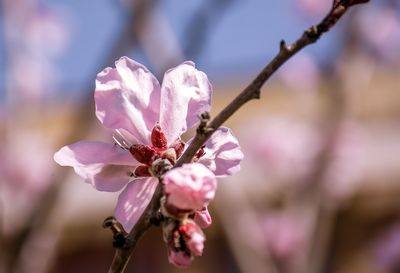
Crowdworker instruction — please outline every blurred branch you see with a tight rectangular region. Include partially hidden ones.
[107,1,369,273]
[182,0,236,59]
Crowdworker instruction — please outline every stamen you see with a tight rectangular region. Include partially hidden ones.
[151,123,168,149]
[113,135,129,150]
[129,144,157,165]
[115,129,132,147]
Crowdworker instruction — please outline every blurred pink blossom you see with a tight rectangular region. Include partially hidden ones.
[293,0,331,20]
[321,121,366,203]
[4,0,70,102]
[356,7,400,65]
[54,57,243,232]
[260,211,311,260]
[278,52,321,93]
[245,118,321,185]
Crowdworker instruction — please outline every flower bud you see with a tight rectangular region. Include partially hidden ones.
[163,163,217,211]
[179,221,205,256]
[167,248,192,268]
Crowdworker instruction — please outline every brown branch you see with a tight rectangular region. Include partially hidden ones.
[107,1,369,272]
[175,0,368,167]
[107,184,163,273]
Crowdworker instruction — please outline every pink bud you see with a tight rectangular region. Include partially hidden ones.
[179,221,205,256]
[163,163,217,211]
[168,248,192,269]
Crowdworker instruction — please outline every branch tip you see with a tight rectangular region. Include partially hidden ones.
[197,111,211,134]
[280,40,290,52]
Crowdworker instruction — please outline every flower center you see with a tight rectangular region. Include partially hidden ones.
[129,123,185,178]
[129,124,207,178]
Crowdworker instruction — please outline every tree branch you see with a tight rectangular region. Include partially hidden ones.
[107,1,369,272]
[175,0,368,167]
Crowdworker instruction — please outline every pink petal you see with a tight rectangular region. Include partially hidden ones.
[159,61,212,144]
[163,163,217,211]
[194,207,212,228]
[198,127,243,177]
[168,248,192,269]
[54,141,136,191]
[114,177,159,232]
[95,56,161,144]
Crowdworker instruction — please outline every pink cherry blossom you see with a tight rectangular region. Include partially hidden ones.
[261,211,311,260]
[54,56,243,232]
[163,163,217,212]
[244,118,321,185]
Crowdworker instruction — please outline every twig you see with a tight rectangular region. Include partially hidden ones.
[175,0,369,167]
[107,1,369,272]
[107,185,163,273]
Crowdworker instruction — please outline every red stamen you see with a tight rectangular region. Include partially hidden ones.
[129,144,157,165]
[178,222,197,238]
[151,123,168,149]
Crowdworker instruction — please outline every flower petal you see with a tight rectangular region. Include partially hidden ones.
[198,127,243,177]
[115,177,159,232]
[159,61,212,144]
[194,207,212,228]
[54,141,136,191]
[95,56,161,144]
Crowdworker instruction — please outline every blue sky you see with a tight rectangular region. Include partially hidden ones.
[1,0,346,100]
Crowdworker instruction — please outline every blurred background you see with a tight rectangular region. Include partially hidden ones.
[1,0,400,272]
